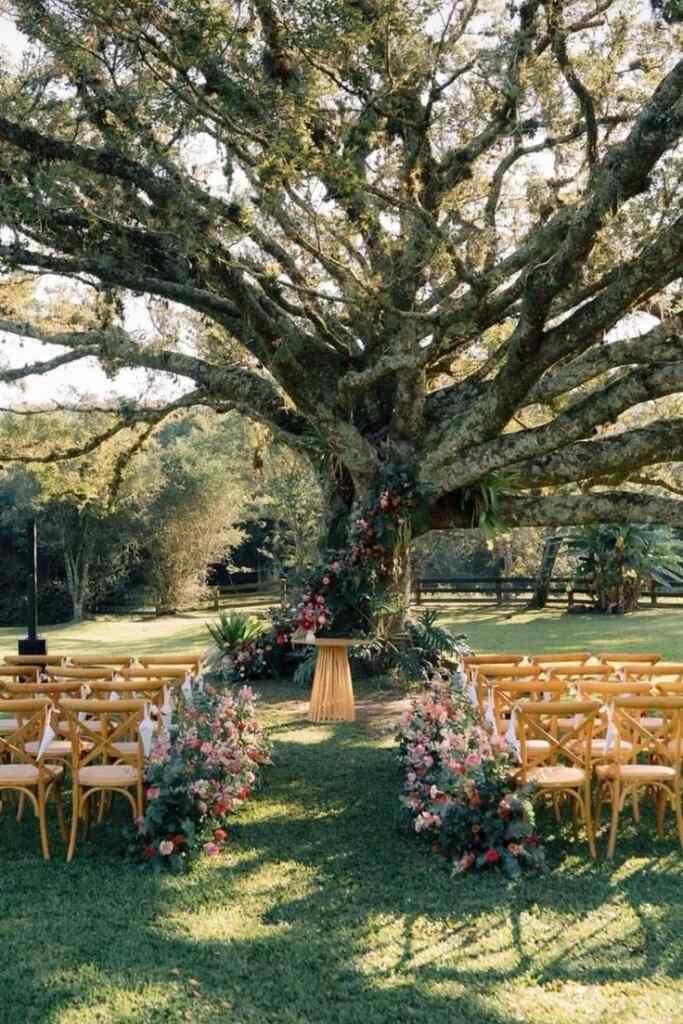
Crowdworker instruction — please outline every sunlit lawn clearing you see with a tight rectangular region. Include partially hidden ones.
[1,676,683,1024]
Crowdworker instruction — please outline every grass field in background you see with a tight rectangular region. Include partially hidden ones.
[3,603,683,660]
[1,607,683,1022]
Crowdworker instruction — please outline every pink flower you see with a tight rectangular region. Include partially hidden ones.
[159,840,174,856]
[203,842,220,857]
[197,800,208,815]
[238,686,254,701]
[146,787,160,800]
[465,752,481,767]
[423,755,434,767]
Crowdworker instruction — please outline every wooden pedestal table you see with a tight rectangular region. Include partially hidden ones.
[301,638,357,723]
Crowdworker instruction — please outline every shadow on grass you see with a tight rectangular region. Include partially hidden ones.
[1,718,683,1023]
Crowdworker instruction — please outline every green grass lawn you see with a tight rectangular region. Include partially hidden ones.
[1,609,683,1022]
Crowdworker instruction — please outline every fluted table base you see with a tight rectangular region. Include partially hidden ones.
[308,640,356,722]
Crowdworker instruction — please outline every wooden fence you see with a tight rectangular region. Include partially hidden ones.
[412,576,683,608]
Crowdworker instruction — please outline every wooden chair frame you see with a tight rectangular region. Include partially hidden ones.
[60,698,145,862]
[516,700,602,858]
[0,698,66,859]
[594,696,683,858]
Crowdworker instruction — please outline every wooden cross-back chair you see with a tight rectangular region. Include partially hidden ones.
[515,700,602,858]
[598,652,661,668]
[474,664,542,709]
[138,654,203,671]
[619,663,683,683]
[60,698,145,862]
[488,679,566,761]
[594,696,683,858]
[3,655,67,666]
[0,698,67,859]
[529,652,592,667]
[4,680,86,765]
[70,656,133,667]
[87,681,164,760]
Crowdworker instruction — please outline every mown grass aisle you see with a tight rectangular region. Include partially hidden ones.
[1,680,683,1023]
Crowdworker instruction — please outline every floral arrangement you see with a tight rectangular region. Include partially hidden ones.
[127,682,272,872]
[205,612,274,683]
[350,464,428,578]
[397,677,545,879]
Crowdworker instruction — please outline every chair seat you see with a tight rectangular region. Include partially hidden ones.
[57,719,103,737]
[110,742,139,757]
[25,740,74,757]
[78,764,139,786]
[558,718,577,730]
[0,763,63,784]
[595,763,676,781]
[641,717,664,732]
[526,766,585,787]
[588,739,634,760]
[526,740,551,759]
[0,719,18,733]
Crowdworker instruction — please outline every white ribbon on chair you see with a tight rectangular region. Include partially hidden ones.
[505,708,521,763]
[36,703,56,760]
[60,657,74,668]
[130,656,143,668]
[161,686,174,735]
[138,701,155,758]
[484,687,496,731]
[465,667,479,707]
[195,672,205,695]
[181,671,193,706]
[78,684,91,721]
[604,702,618,752]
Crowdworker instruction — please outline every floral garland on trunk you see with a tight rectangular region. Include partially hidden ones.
[294,465,430,640]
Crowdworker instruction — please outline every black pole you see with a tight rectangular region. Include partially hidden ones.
[28,519,38,640]
[18,518,47,657]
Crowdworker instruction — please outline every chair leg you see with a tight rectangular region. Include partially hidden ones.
[54,783,68,843]
[583,784,596,859]
[83,793,91,841]
[553,794,561,823]
[67,786,81,863]
[37,784,50,861]
[570,797,579,841]
[16,792,26,823]
[675,786,683,850]
[656,788,666,838]
[631,788,640,824]
[607,782,620,859]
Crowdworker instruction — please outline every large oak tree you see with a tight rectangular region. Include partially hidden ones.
[2,0,683,613]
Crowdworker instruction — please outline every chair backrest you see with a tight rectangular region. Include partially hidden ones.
[44,667,112,681]
[574,679,656,701]
[463,654,525,667]
[3,655,66,666]
[4,679,84,698]
[472,664,542,708]
[620,663,683,681]
[529,652,591,665]
[118,667,187,680]
[598,652,661,666]
[488,680,566,734]
[60,698,145,769]
[71,656,133,667]
[0,667,39,681]
[139,654,202,669]
[0,697,53,765]
[515,700,602,778]
[546,664,614,681]
[610,696,683,765]
[88,680,165,707]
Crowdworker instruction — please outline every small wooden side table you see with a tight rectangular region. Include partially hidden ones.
[294,637,357,722]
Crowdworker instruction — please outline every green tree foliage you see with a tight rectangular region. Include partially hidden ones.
[1,1,683,628]
[568,524,683,613]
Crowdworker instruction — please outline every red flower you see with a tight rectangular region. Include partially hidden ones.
[213,801,227,815]
[484,849,500,864]
[524,834,539,847]
[237,786,251,800]
[171,834,186,848]
[143,846,156,860]
[213,828,228,843]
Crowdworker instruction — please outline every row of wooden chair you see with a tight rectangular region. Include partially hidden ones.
[511,697,683,859]
[0,655,203,859]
